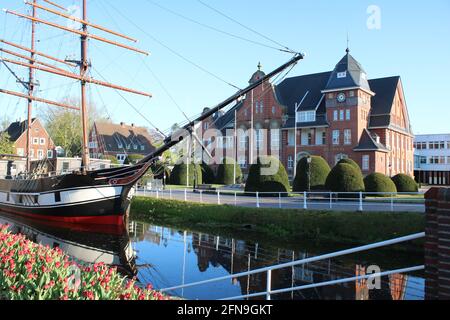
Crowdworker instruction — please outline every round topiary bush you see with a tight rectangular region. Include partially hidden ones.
[169,163,202,186]
[364,173,397,196]
[201,163,215,184]
[391,174,419,192]
[293,156,331,192]
[215,158,242,185]
[338,158,362,173]
[245,156,290,196]
[326,163,365,193]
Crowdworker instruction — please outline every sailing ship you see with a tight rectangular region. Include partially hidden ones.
[0,0,303,226]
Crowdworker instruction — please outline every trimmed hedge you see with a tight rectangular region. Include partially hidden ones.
[326,163,365,193]
[338,158,362,173]
[293,156,331,192]
[201,163,215,184]
[364,173,397,196]
[215,158,242,185]
[245,156,290,195]
[169,163,202,186]
[392,174,419,192]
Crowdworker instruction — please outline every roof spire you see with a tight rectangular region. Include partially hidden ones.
[257,61,262,71]
[346,33,350,54]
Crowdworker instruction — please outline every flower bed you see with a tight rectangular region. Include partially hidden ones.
[0,224,168,300]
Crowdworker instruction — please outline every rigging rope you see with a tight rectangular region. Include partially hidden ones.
[197,0,296,54]
[145,0,284,52]
[106,1,242,91]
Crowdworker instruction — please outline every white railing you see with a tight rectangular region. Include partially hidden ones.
[138,187,425,213]
[159,232,425,300]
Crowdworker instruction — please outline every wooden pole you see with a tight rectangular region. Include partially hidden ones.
[0,39,77,67]
[5,10,149,56]
[0,48,71,74]
[43,0,66,11]
[80,0,90,171]
[0,89,80,110]
[26,1,138,43]
[1,58,152,97]
[26,0,37,173]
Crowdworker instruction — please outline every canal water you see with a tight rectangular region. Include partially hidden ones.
[0,212,424,300]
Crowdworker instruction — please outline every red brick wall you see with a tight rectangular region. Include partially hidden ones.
[13,119,55,160]
[425,187,450,300]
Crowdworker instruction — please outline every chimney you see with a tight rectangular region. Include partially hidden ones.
[120,122,125,128]
[131,123,135,128]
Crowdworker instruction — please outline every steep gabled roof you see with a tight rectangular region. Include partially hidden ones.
[368,76,400,128]
[324,52,371,93]
[354,129,389,153]
[275,71,331,113]
[4,118,37,142]
[94,122,156,154]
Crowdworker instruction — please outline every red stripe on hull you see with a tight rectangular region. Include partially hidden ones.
[0,208,124,226]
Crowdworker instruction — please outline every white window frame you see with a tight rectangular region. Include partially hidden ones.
[40,138,46,145]
[37,149,44,160]
[33,137,39,145]
[271,130,280,150]
[332,130,340,145]
[362,155,370,171]
[47,149,53,159]
[288,156,294,169]
[17,148,25,156]
[288,130,295,146]
[346,109,351,121]
[333,110,338,121]
[298,111,316,123]
[344,129,352,145]
[339,110,345,121]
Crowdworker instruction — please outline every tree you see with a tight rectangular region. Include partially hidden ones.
[293,156,331,192]
[245,156,290,195]
[169,163,202,186]
[215,158,242,185]
[124,154,145,165]
[39,97,108,157]
[0,133,14,155]
[326,163,365,193]
[364,173,397,196]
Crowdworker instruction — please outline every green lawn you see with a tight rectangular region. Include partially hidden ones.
[130,197,424,252]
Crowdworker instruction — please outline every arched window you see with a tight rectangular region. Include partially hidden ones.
[335,153,348,164]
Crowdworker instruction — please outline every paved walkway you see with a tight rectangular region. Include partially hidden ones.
[136,189,425,213]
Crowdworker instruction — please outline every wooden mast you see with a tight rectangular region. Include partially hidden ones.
[80,0,90,171]
[26,0,37,173]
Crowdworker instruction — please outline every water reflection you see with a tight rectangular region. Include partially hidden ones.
[0,212,137,278]
[129,222,424,300]
[0,212,424,300]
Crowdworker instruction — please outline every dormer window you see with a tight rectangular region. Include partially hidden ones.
[297,111,316,123]
[337,71,347,79]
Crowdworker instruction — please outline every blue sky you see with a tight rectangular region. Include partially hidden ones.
[1,0,449,134]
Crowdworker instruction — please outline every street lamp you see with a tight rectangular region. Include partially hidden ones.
[307,156,312,193]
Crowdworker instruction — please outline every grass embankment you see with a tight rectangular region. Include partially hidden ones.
[130,197,424,251]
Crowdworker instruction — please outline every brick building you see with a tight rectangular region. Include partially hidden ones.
[198,50,414,178]
[3,118,56,161]
[89,121,156,164]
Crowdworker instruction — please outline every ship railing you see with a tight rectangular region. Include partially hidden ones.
[158,232,425,300]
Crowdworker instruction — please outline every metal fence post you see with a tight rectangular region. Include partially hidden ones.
[266,269,272,300]
[235,192,237,206]
[279,193,282,209]
[359,192,363,212]
[217,190,221,205]
[184,189,187,202]
[200,190,203,204]
[329,192,333,209]
[391,193,394,212]
[143,185,146,197]
[156,190,159,199]
[303,191,307,209]
[170,188,172,200]
[256,192,260,208]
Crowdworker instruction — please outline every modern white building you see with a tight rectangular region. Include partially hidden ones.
[414,134,450,185]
